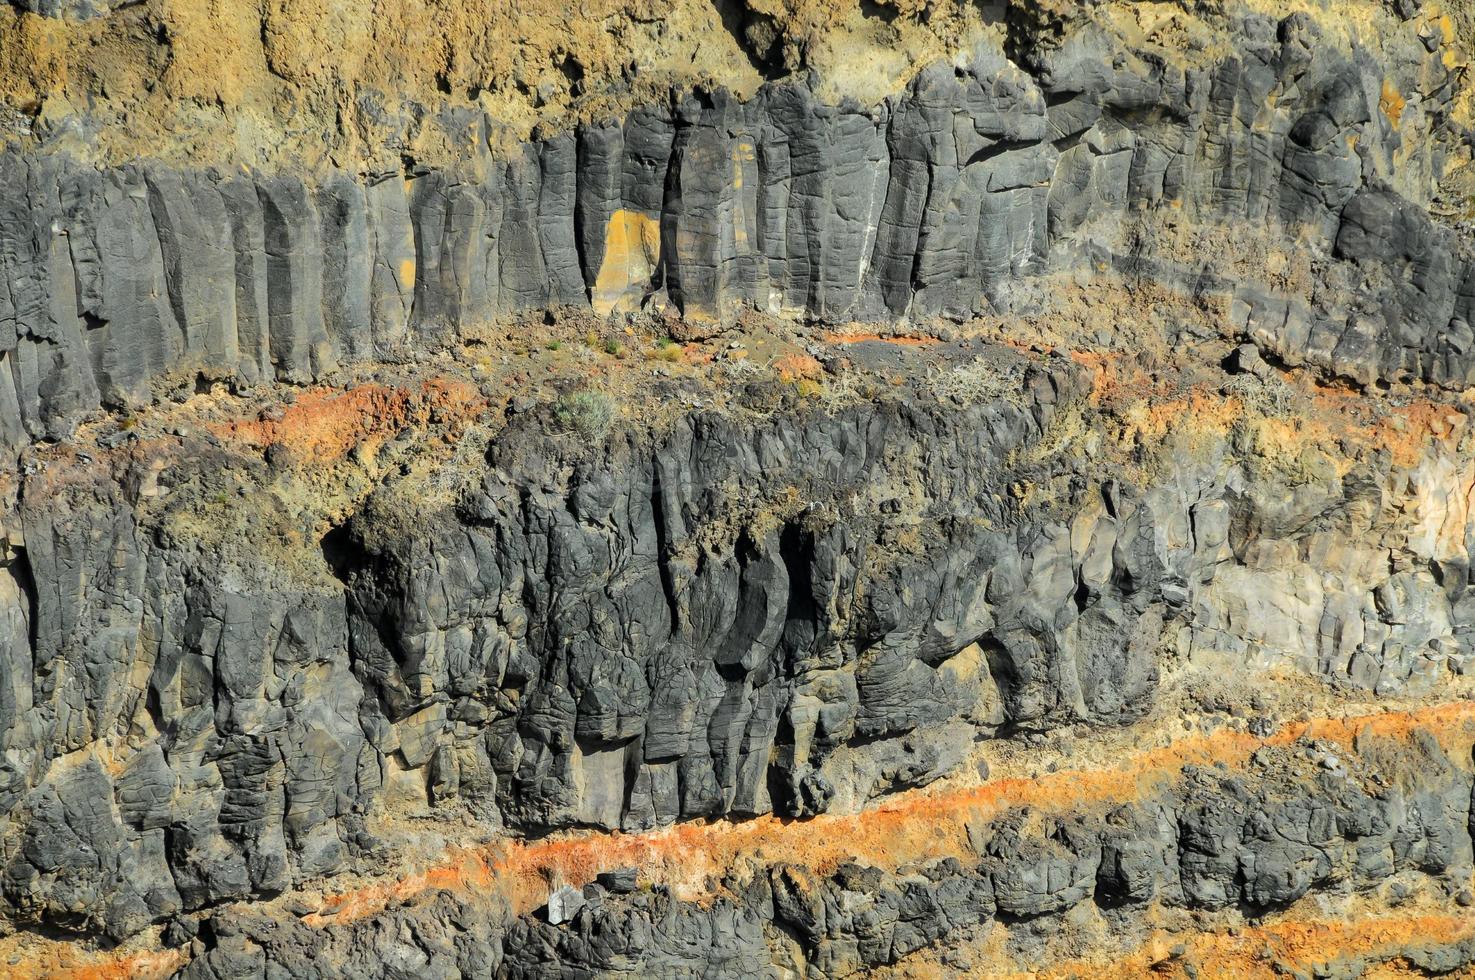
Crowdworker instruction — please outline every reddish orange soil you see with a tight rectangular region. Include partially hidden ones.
[1070,348,1472,469]
[773,352,825,382]
[213,378,484,463]
[823,331,941,347]
[320,701,1475,923]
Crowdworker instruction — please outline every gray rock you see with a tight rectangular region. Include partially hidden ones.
[9,0,112,18]
[0,11,1471,967]
[545,884,584,925]
[597,867,639,894]
[0,14,1464,448]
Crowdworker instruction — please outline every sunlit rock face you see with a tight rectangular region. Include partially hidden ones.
[2,1,1475,976]
[0,5,1467,444]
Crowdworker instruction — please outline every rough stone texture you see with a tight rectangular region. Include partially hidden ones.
[152,727,1475,978]
[6,0,112,19]
[1,1,1475,976]
[2,327,1475,955]
[0,8,1468,446]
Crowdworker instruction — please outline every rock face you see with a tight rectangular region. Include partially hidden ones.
[6,0,112,19]
[0,6,1468,446]
[1,1,1475,976]
[151,720,1475,978]
[497,733,1475,978]
[4,329,1475,955]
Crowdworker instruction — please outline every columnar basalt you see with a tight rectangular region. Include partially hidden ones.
[1,1,1475,977]
[0,4,1470,446]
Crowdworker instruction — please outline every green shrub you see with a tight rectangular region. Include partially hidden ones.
[552,390,614,439]
[794,378,824,399]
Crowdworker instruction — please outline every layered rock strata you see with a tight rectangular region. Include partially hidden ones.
[0,0,1474,976]
[3,310,1475,958]
[0,4,1469,447]
[27,704,1475,978]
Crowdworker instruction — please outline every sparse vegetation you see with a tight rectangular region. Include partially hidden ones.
[647,338,682,362]
[552,389,614,439]
[604,338,625,357]
[773,352,823,383]
[770,352,824,398]
[546,339,562,351]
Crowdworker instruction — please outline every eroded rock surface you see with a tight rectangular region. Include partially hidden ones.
[1,1,1475,977]
[0,2,1470,445]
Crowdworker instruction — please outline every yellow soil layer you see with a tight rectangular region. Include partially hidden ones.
[4,948,184,980]
[1034,913,1475,979]
[0,0,997,169]
[0,0,1459,173]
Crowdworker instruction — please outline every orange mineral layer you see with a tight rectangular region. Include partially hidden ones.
[19,700,1475,979]
[1035,912,1475,979]
[304,700,1475,924]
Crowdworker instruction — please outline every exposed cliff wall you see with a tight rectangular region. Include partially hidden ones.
[1,1,1475,977]
[0,1,1470,446]
[4,283,1475,973]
